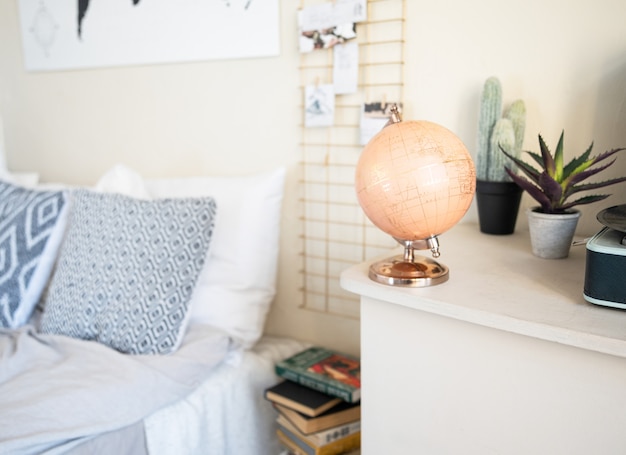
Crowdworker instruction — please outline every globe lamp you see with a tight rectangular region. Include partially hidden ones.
[355,106,476,286]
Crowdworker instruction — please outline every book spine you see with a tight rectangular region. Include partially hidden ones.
[275,365,354,403]
[311,420,361,446]
[318,431,361,455]
[277,429,310,455]
[280,424,361,455]
[278,427,315,455]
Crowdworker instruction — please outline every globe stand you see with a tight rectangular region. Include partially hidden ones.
[368,236,449,287]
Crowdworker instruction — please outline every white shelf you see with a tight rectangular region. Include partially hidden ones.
[341,222,626,359]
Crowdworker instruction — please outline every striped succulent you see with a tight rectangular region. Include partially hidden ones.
[500,131,626,214]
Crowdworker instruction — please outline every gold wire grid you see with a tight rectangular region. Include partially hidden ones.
[299,0,405,319]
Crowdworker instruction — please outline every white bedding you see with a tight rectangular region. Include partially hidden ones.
[0,325,307,455]
[145,335,309,455]
[0,324,230,455]
[0,162,298,454]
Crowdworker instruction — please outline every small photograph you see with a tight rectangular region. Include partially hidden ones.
[304,84,335,128]
[359,101,403,145]
[363,101,402,118]
[299,23,357,53]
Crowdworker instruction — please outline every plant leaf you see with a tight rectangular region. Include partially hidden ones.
[562,142,593,177]
[566,147,626,181]
[588,147,626,165]
[505,167,552,212]
[499,145,541,182]
[559,194,610,211]
[553,131,565,181]
[539,134,556,178]
[563,158,617,189]
[565,175,626,197]
[526,151,544,168]
[537,171,563,209]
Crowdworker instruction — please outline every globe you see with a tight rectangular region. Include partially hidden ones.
[355,111,476,286]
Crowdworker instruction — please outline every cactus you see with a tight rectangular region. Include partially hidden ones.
[487,119,515,180]
[503,99,526,155]
[476,77,502,180]
[476,77,525,181]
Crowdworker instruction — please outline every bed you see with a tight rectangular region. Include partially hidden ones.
[0,164,306,455]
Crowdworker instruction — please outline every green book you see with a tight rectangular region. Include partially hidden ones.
[275,347,361,403]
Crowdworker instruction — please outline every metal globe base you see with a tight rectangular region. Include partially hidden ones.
[369,255,449,287]
[368,236,449,287]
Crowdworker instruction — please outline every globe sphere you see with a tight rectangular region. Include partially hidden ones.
[355,120,476,241]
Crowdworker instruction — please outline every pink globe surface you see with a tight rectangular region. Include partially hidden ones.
[355,120,476,241]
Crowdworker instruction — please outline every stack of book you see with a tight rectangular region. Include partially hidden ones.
[265,346,362,455]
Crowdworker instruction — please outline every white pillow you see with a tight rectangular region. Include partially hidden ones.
[0,170,39,188]
[95,164,150,199]
[96,165,285,349]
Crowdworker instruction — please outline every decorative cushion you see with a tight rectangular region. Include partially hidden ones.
[0,181,68,328]
[96,165,285,349]
[40,189,217,355]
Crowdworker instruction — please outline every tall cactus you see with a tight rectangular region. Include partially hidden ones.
[476,77,525,181]
[476,77,502,180]
[488,118,515,181]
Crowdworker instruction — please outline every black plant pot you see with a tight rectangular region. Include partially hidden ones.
[476,180,523,235]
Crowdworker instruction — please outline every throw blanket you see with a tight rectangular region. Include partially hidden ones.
[0,324,230,455]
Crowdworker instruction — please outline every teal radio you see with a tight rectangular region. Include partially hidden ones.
[583,206,626,309]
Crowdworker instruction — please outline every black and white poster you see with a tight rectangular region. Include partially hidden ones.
[18,0,280,71]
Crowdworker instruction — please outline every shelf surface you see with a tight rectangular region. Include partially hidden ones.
[341,222,626,359]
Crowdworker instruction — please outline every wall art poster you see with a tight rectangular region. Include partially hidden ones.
[18,0,280,71]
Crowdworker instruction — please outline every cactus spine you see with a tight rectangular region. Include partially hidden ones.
[476,77,526,181]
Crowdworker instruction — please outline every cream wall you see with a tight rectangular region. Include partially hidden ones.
[1,0,625,355]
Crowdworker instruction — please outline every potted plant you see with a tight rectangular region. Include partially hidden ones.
[500,131,626,258]
[475,77,526,235]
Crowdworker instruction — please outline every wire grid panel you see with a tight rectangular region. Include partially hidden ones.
[299,0,405,318]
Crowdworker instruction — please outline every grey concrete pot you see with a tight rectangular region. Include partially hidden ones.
[526,208,581,259]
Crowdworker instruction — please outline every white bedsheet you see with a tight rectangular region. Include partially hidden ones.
[0,324,230,455]
[145,335,309,455]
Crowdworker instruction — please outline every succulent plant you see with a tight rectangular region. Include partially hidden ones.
[500,131,626,214]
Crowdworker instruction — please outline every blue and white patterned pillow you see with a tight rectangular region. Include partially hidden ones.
[0,181,68,328]
[40,189,217,355]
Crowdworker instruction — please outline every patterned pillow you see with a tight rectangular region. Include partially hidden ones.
[40,189,216,355]
[0,181,68,328]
